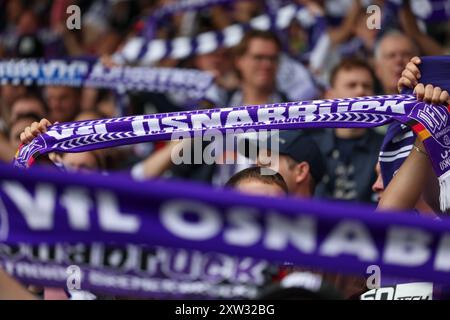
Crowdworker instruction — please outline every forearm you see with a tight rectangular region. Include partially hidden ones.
[377,139,432,211]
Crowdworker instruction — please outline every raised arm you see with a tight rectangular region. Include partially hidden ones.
[398,3,444,56]
[378,58,448,212]
[377,137,432,211]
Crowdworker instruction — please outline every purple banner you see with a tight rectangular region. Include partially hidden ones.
[0,58,214,100]
[2,163,450,298]
[0,243,267,299]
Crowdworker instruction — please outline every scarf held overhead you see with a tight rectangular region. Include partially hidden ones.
[0,58,214,100]
[13,93,450,211]
[114,3,326,65]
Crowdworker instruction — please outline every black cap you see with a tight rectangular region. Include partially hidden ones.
[242,130,326,184]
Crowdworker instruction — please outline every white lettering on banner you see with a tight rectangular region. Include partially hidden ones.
[47,124,107,140]
[161,116,189,132]
[0,60,89,81]
[131,116,161,135]
[46,128,75,140]
[0,182,140,233]
[319,220,378,261]
[41,60,88,79]
[191,113,222,129]
[263,212,316,253]
[417,105,448,133]
[97,191,140,233]
[43,96,412,142]
[383,227,432,266]
[159,249,203,280]
[434,234,450,271]
[74,125,94,136]
[351,100,404,114]
[440,157,450,171]
[42,60,65,79]
[60,187,91,230]
[159,204,316,253]
[226,110,253,127]
[160,200,222,240]
[204,254,229,281]
[0,196,8,241]
[2,182,55,229]
[0,243,267,287]
[224,208,262,246]
[287,105,317,118]
[4,181,450,274]
[257,107,286,122]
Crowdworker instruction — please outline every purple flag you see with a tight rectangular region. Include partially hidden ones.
[1,163,450,297]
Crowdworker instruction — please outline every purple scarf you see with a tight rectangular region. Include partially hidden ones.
[13,93,450,211]
[114,4,325,65]
[0,58,214,100]
[1,162,450,298]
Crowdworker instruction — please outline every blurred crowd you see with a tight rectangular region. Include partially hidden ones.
[1,0,448,205]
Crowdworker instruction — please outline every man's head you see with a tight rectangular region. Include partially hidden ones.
[44,86,81,123]
[374,31,418,94]
[225,166,288,197]
[328,58,375,138]
[328,58,375,98]
[256,131,326,197]
[234,30,281,93]
[9,93,47,125]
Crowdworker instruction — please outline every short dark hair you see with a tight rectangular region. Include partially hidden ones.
[225,166,288,193]
[233,30,282,57]
[329,57,375,88]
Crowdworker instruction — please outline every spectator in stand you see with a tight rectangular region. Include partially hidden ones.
[374,30,418,95]
[310,58,384,204]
